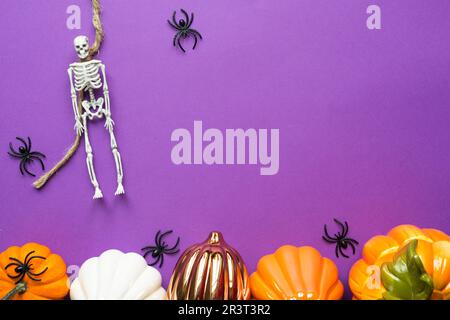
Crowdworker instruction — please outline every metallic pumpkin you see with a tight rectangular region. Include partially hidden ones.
[167,231,250,300]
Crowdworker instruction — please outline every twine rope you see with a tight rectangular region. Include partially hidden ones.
[33,0,104,189]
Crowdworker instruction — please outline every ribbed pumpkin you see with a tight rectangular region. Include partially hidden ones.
[0,243,69,300]
[70,249,166,300]
[167,232,250,300]
[349,225,450,300]
[250,245,344,300]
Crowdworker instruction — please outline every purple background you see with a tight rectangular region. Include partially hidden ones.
[0,0,449,299]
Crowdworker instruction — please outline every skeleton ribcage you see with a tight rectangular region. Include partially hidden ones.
[72,61,103,92]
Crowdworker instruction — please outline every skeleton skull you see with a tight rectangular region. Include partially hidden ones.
[74,36,90,59]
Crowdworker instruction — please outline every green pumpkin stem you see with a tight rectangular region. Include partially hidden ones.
[1,281,28,300]
[381,239,434,300]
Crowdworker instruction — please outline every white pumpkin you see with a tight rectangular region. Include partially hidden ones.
[70,249,167,300]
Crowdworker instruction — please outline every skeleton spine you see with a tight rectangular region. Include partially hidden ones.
[88,88,96,104]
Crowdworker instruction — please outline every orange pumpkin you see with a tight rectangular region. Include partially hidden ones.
[0,243,69,300]
[250,245,344,300]
[349,225,450,300]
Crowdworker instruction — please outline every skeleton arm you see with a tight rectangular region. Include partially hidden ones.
[68,67,83,136]
[101,64,115,131]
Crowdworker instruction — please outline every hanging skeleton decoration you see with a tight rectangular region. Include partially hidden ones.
[68,35,124,199]
[32,1,120,199]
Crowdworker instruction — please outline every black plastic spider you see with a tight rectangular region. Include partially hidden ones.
[5,251,48,284]
[323,219,359,258]
[168,9,203,53]
[141,230,180,268]
[8,136,46,177]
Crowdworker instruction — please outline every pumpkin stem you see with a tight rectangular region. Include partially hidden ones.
[1,281,28,300]
[380,239,434,300]
[208,232,223,245]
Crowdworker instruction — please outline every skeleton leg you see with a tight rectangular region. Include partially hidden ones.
[83,116,103,199]
[99,63,124,195]
[108,127,125,196]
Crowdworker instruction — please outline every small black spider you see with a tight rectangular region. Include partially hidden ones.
[8,136,46,177]
[5,251,48,284]
[168,9,203,53]
[323,219,359,259]
[141,230,180,268]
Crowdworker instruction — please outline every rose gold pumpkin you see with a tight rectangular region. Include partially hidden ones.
[167,232,250,300]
